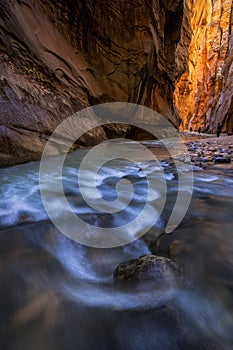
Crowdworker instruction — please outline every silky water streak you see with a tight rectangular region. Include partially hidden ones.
[39,103,194,248]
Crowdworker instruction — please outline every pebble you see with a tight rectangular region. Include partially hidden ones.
[214,157,231,164]
[184,139,233,165]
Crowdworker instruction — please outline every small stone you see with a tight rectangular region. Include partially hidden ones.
[198,157,212,162]
[190,154,198,162]
[214,157,231,164]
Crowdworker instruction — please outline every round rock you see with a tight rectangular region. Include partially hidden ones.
[114,254,181,283]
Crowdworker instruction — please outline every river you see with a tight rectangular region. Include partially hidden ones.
[0,143,233,350]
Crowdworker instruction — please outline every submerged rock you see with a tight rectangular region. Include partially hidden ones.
[169,240,188,257]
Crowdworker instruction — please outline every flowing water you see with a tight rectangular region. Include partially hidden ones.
[0,144,233,350]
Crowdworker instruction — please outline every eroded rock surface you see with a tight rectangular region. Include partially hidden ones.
[175,0,233,133]
[0,0,191,166]
[114,254,181,283]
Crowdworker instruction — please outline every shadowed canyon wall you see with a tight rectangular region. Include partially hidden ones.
[1,0,233,166]
[0,0,191,166]
[175,0,233,132]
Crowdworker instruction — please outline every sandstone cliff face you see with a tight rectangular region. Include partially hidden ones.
[211,1,233,132]
[175,0,233,133]
[0,0,190,166]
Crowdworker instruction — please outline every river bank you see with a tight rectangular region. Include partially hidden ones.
[184,133,233,169]
[147,133,233,172]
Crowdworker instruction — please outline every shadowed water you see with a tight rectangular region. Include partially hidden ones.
[0,145,233,350]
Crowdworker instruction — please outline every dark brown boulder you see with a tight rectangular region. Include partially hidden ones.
[114,254,181,284]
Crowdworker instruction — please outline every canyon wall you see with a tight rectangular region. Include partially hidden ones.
[175,0,233,132]
[0,0,191,166]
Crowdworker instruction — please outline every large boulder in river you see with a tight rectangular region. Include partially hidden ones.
[114,255,181,284]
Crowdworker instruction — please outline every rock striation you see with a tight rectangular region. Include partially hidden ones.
[0,0,191,166]
[175,0,233,133]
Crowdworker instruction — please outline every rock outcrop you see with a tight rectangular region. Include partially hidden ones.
[0,0,191,166]
[175,0,233,133]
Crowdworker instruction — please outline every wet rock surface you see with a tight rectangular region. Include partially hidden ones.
[185,136,233,166]
[114,254,181,283]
